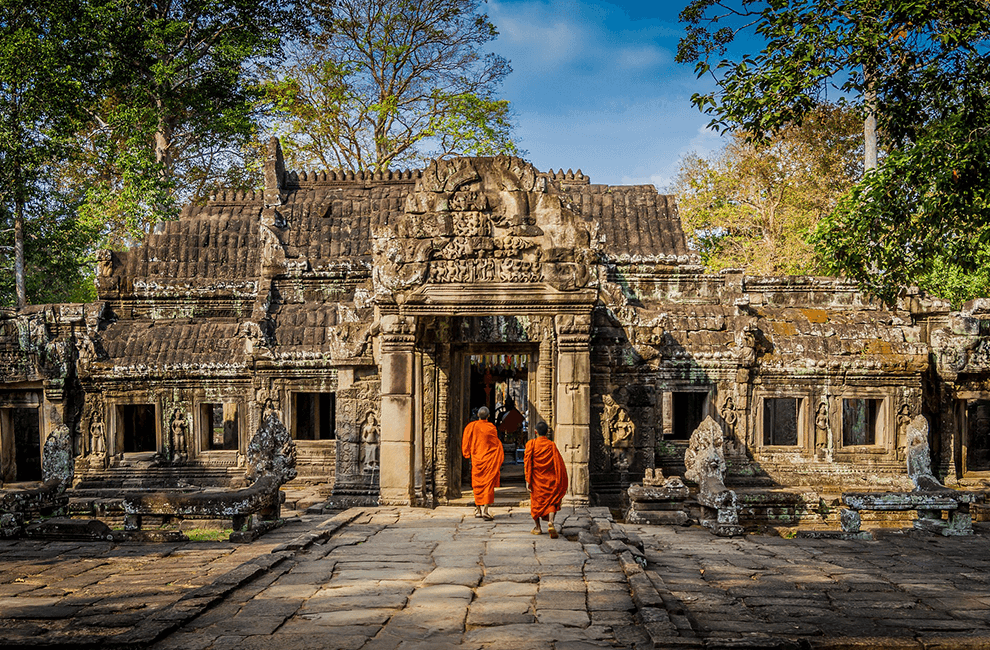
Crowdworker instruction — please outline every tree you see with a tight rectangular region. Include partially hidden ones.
[264,0,519,172]
[678,0,990,303]
[76,0,302,248]
[673,105,863,274]
[0,0,97,309]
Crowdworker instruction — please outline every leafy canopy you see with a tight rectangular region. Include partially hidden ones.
[673,104,862,275]
[264,0,519,172]
[0,0,101,308]
[75,0,302,249]
[678,0,990,304]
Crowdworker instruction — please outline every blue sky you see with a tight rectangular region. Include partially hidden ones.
[487,0,724,189]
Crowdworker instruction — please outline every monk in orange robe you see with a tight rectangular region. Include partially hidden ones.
[462,406,504,520]
[525,421,568,537]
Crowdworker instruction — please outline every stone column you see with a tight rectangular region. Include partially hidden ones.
[555,313,592,505]
[379,314,417,505]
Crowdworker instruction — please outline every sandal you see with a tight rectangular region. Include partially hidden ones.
[482,512,494,521]
[548,523,558,539]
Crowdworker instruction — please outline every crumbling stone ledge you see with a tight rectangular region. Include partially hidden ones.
[121,475,285,542]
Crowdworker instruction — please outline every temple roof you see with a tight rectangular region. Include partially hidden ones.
[98,152,688,301]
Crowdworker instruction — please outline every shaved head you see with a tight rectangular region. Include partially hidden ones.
[477,406,490,420]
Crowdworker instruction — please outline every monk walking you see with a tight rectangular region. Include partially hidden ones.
[462,406,504,520]
[525,421,568,537]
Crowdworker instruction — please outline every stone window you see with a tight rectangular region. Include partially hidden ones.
[293,393,335,440]
[0,407,41,482]
[119,404,157,453]
[200,402,239,451]
[763,398,800,446]
[842,398,883,446]
[670,392,707,440]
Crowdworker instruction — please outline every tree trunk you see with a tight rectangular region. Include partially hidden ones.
[155,118,173,175]
[864,105,877,171]
[864,67,878,171]
[13,164,26,311]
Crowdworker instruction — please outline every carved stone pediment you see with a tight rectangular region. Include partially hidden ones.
[373,157,599,302]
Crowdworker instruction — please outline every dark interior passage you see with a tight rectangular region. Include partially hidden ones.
[12,408,41,482]
[121,404,157,453]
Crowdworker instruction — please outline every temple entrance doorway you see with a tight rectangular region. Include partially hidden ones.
[963,399,990,475]
[454,346,539,498]
[0,406,42,482]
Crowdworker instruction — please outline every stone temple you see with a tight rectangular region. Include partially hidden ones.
[3,139,990,513]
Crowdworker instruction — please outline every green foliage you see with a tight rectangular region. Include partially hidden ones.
[678,0,990,303]
[673,105,862,275]
[814,80,990,305]
[0,193,100,308]
[265,0,519,172]
[0,0,99,308]
[72,0,301,247]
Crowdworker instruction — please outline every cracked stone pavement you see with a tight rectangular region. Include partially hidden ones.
[4,506,990,649]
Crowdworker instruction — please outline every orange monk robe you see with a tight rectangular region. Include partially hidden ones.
[524,436,569,519]
[462,420,504,505]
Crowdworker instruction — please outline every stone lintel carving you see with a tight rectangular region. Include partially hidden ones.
[684,416,743,536]
[328,321,375,360]
[373,157,599,301]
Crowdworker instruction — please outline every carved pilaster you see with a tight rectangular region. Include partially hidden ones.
[379,313,417,505]
[555,313,592,505]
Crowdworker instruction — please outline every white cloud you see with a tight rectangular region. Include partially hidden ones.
[686,124,723,156]
[489,1,586,70]
[615,44,670,70]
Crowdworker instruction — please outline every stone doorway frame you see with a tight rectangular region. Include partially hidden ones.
[955,392,990,479]
[376,284,596,507]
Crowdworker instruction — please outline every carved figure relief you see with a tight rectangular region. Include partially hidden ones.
[601,394,635,470]
[89,408,106,457]
[814,401,829,452]
[170,408,188,463]
[734,326,757,366]
[360,411,380,474]
[720,396,737,440]
[896,403,912,456]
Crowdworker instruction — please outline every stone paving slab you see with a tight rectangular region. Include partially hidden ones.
[149,505,639,649]
[0,511,360,648]
[619,520,990,649]
[9,505,990,649]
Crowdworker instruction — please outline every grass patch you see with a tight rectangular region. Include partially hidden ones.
[184,528,233,541]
